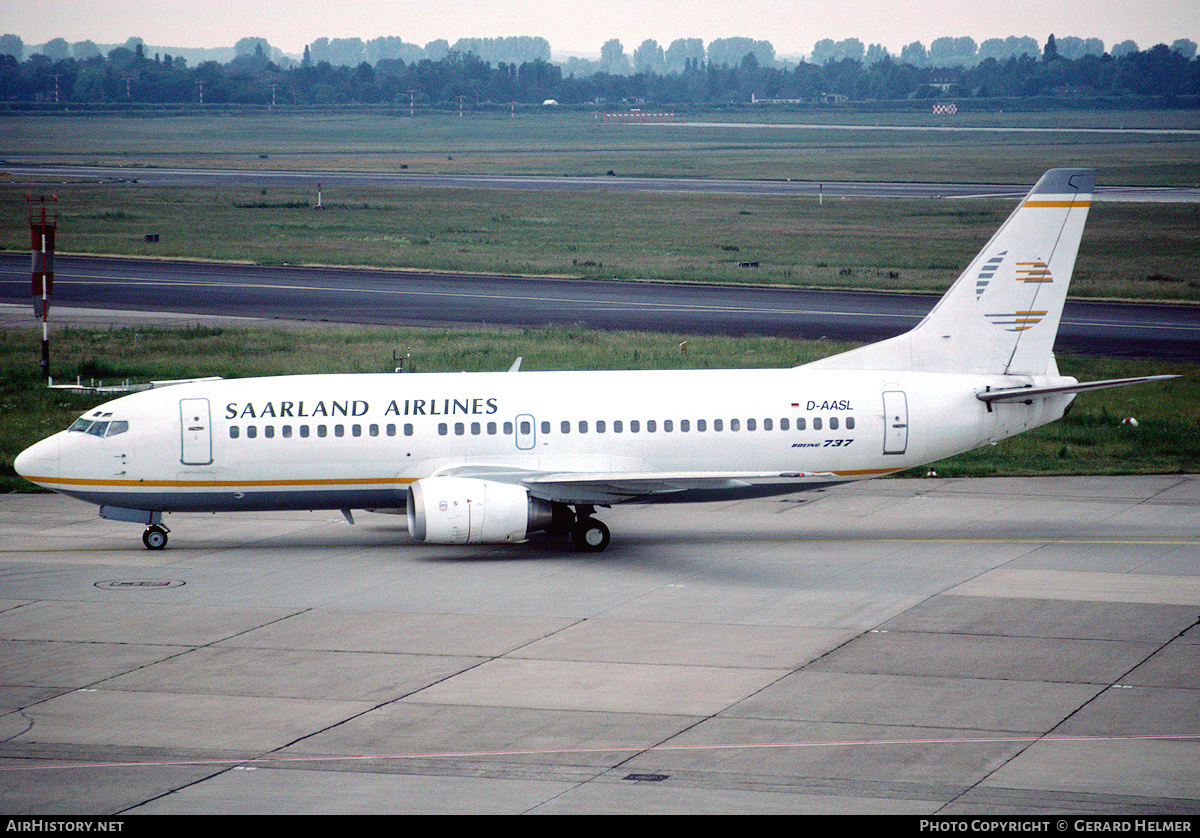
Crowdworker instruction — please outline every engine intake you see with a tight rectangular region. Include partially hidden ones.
[406,477,564,544]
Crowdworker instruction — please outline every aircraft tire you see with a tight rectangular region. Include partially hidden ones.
[571,518,610,552]
[143,526,168,550]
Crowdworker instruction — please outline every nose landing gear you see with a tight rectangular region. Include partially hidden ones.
[142,524,169,550]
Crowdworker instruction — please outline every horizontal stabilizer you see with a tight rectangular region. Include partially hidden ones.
[977,375,1179,404]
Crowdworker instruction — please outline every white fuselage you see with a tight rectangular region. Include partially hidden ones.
[14,366,1072,514]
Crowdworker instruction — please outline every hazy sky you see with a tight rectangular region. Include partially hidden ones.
[3,0,1195,58]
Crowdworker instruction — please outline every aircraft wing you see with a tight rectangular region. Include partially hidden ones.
[430,464,837,505]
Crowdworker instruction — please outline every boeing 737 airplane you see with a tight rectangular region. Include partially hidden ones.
[14,169,1174,552]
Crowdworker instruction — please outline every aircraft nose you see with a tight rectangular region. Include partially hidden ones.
[14,434,62,485]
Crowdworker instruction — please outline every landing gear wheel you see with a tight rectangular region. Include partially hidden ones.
[142,525,169,550]
[571,518,610,552]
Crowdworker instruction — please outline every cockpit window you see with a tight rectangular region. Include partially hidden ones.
[69,418,129,437]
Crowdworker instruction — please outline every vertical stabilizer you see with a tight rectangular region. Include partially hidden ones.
[808,169,1095,375]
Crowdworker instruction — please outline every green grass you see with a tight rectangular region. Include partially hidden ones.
[4,109,1199,184]
[2,322,1195,492]
[2,184,1198,300]
[3,109,1197,299]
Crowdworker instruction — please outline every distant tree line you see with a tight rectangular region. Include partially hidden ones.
[1,32,1197,107]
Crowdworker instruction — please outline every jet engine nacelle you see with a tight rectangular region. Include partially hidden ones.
[406,477,557,544]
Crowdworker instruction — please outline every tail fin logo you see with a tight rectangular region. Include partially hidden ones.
[975,250,1007,298]
[983,309,1049,331]
[1015,261,1054,283]
[978,252,1054,331]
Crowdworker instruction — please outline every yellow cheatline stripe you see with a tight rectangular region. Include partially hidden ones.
[25,469,898,489]
[23,475,418,489]
[1022,199,1092,208]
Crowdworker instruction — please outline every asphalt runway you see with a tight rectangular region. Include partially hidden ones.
[1,254,1196,362]
[7,163,1200,201]
[1,476,1198,814]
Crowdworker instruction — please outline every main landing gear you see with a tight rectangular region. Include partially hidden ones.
[142,524,169,550]
[567,505,611,553]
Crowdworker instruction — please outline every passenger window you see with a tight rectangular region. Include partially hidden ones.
[614,420,623,433]
[229,426,240,439]
[471,422,481,435]
[335,425,344,437]
[369,424,379,437]
[697,419,706,432]
[282,425,292,438]
[247,425,258,438]
[519,420,531,435]
[265,426,275,438]
[438,423,448,435]
[300,425,310,438]
[318,425,327,437]
[780,418,789,431]
[681,419,690,432]
[647,420,656,432]
[730,418,740,431]
[455,422,465,435]
[486,422,496,435]
[404,424,414,436]
[541,421,550,434]
[503,421,513,434]
[846,417,856,430]
[561,421,571,434]
[663,420,673,432]
[714,419,723,431]
[352,425,362,437]
[630,420,640,433]
[796,418,805,430]
[596,420,606,433]
[763,418,772,431]
[578,420,588,433]
[830,417,839,430]
[813,418,823,431]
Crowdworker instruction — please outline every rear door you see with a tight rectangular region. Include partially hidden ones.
[882,390,908,455]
